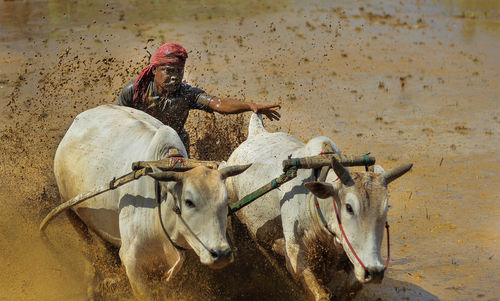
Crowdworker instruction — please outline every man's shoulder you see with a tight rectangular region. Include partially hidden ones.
[179,82,199,92]
[178,82,204,98]
[118,80,136,106]
[123,80,135,91]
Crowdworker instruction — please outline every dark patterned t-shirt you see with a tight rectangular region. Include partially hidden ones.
[117,80,214,133]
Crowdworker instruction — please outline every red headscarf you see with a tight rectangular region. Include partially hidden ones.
[133,43,188,102]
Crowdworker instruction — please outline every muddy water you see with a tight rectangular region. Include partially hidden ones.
[0,0,498,300]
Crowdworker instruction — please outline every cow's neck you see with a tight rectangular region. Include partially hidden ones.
[307,187,342,247]
[156,189,190,250]
[303,191,344,283]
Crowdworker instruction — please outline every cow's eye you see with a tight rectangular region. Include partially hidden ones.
[185,199,195,208]
[346,204,354,214]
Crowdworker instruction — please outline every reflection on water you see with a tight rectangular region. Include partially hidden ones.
[1,0,499,43]
[433,0,500,40]
[0,0,288,41]
[434,0,500,19]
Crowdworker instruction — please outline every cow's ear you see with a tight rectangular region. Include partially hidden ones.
[305,182,335,199]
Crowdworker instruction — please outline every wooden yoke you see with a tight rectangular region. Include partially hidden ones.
[282,153,375,172]
[41,149,221,231]
[132,149,220,171]
[318,142,334,182]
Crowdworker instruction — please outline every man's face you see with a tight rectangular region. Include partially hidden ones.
[153,62,184,95]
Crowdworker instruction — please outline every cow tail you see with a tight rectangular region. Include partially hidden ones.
[248,113,267,138]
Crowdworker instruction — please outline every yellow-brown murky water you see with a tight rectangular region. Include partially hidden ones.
[0,0,498,300]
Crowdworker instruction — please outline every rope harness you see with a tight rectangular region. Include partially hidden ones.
[41,150,384,267]
[155,180,186,251]
[229,153,376,214]
[154,157,219,256]
[314,146,391,273]
[229,167,297,214]
[314,190,391,272]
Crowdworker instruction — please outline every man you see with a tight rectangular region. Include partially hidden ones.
[118,43,280,153]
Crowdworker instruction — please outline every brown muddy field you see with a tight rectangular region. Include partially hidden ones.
[0,0,498,300]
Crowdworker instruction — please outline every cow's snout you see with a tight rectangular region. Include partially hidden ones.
[364,266,385,283]
[210,248,233,262]
[205,247,233,269]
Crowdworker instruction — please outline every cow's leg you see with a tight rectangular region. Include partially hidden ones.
[338,269,362,301]
[119,242,152,299]
[120,241,185,299]
[272,237,285,256]
[162,246,185,282]
[284,242,330,301]
[65,211,100,300]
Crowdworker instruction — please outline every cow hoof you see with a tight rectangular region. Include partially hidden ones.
[316,289,331,301]
[102,277,120,287]
[86,286,98,301]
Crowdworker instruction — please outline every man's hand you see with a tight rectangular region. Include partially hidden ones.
[209,97,281,121]
[248,103,281,121]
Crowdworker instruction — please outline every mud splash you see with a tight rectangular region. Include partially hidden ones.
[0,0,498,300]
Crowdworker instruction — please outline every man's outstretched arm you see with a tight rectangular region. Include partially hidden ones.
[207,97,281,121]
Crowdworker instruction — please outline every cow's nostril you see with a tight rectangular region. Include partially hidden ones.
[364,270,372,282]
[365,268,385,283]
[210,249,218,258]
[210,249,232,260]
[221,249,233,259]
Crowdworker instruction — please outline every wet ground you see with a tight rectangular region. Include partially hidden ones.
[0,0,498,300]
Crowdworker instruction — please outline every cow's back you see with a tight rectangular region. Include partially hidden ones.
[227,114,340,241]
[54,104,185,244]
[226,130,305,236]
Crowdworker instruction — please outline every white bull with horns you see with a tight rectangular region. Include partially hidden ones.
[226,114,412,300]
[52,104,250,298]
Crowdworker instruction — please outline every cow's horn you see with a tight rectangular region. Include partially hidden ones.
[382,163,413,184]
[331,156,354,186]
[149,171,184,182]
[220,164,252,180]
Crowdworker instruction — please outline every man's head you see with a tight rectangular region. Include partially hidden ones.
[152,43,187,95]
[152,61,184,95]
[134,43,188,101]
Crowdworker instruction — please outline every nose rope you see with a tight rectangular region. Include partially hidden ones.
[155,180,187,251]
[155,180,220,257]
[313,151,390,273]
[172,203,219,258]
[315,195,391,272]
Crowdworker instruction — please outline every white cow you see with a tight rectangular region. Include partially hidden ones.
[54,104,249,299]
[226,114,412,300]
